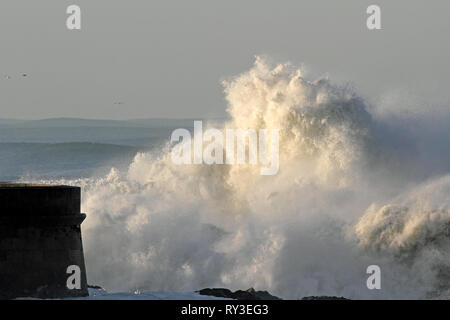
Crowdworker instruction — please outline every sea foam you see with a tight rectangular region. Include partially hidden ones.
[28,57,450,299]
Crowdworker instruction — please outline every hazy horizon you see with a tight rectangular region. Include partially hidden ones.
[0,116,228,121]
[1,0,450,120]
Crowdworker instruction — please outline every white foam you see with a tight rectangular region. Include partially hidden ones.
[28,57,450,299]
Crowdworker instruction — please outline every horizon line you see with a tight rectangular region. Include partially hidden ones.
[0,116,229,122]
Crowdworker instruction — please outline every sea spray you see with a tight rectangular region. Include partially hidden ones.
[22,57,450,299]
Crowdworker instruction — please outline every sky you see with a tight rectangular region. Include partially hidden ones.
[0,0,449,120]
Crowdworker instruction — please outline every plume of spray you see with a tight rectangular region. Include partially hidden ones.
[32,57,450,299]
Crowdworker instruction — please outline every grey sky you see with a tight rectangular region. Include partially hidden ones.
[0,0,449,120]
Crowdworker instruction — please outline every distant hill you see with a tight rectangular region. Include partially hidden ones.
[19,118,143,128]
[0,117,227,128]
[0,119,27,126]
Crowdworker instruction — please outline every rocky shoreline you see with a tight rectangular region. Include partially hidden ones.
[197,288,349,300]
[87,284,349,300]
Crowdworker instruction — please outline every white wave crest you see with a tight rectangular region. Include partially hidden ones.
[27,57,450,299]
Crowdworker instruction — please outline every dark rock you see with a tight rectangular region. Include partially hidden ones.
[87,285,104,290]
[198,287,281,300]
[301,296,349,300]
[198,288,233,299]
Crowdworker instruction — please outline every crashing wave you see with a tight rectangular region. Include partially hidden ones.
[24,57,450,299]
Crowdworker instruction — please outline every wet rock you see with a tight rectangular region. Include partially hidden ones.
[198,287,282,300]
[301,296,349,300]
[87,284,104,290]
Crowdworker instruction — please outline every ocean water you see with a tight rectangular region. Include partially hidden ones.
[2,57,450,299]
[0,122,191,181]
